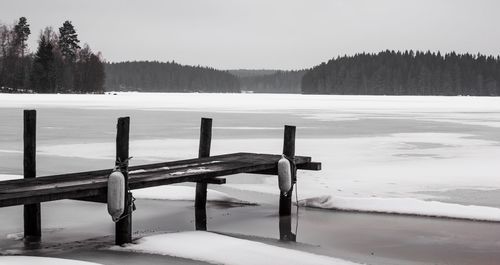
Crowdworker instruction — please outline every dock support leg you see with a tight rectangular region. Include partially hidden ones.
[23,110,41,241]
[279,125,295,216]
[115,117,132,245]
[279,125,296,241]
[195,118,212,231]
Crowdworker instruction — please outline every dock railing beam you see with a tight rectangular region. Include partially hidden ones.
[23,109,41,241]
[115,117,132,245]
[195,117,212,231]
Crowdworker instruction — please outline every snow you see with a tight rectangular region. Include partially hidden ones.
[112,231,362,265]
[133,185,254,205]
[169,167,212,176]
[0,174,21,181]
[298,196,500,222]
[0,256,102,265]
[2,92,500,114]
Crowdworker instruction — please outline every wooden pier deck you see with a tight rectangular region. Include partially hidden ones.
[0,152,318,208]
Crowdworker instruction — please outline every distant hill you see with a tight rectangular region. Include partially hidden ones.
[302,50,500,96]
[229,69,278,78]
[105,61,240,93]
[230,69,306,93]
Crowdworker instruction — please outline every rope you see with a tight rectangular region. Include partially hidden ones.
[112,192,137,223]
[115,156,133,172]
[294,180,299,237]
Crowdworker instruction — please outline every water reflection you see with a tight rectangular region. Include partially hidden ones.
[23,237,41,250]
[279,215,296,242]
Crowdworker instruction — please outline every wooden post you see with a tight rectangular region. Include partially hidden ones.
[115,117,131,245]
[279,125,296,241]
[23,110,41,241]
[195,118,212,231]
[279,125,295,216]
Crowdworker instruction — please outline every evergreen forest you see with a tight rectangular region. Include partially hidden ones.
[302,50,500,96]
[105,61,240,93]
[0,17,105,93]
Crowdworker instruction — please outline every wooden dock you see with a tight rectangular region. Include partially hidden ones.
[0,153,317,207]
[0,110,321,244]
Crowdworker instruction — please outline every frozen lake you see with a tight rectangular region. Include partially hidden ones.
[1,93,500,264]
[2,93,500,206]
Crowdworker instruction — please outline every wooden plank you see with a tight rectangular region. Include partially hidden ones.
[73,194,107,203]
[193,177,226,185]
[115,117,132,245]
[0,153,313,207]
[23,109,41,240]
[72,179,225,203]
[249,162,321,175]
[195,117,212,231]
[297,162,321,171]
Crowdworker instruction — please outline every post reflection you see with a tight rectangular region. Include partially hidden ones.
[279,215,296,242]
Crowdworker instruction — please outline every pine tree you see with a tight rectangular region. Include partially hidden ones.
[31,35,55,93]
[58,21,80,62]
[12,17,31,90]
[13,17,30,57]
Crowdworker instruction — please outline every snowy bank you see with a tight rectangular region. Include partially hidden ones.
[299,196,500,222]
[0,174,21,181]
[112,231,362,265]
[133,186,255,205]
[0,256,102,265]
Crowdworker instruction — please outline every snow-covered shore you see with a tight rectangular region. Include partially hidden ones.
[0,256,102,265]
[112,231,363,265]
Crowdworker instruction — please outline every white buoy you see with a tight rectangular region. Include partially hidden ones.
[278,155,292,195]
[107,169,126,222]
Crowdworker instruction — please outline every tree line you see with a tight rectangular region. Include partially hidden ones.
[0,17,105,93]
[105,61,240,93]
[302,50,500,96]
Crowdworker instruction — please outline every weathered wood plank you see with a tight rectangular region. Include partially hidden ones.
[297,162,321,171]
[248,161,321,175]
[0,153,313,208]
[193,177,226,185]
[73,194,107,203]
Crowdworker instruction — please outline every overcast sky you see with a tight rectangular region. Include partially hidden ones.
[1,0,499,70]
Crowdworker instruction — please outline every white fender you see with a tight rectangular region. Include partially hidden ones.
[107,170,125,222]
[278,155,292,194]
